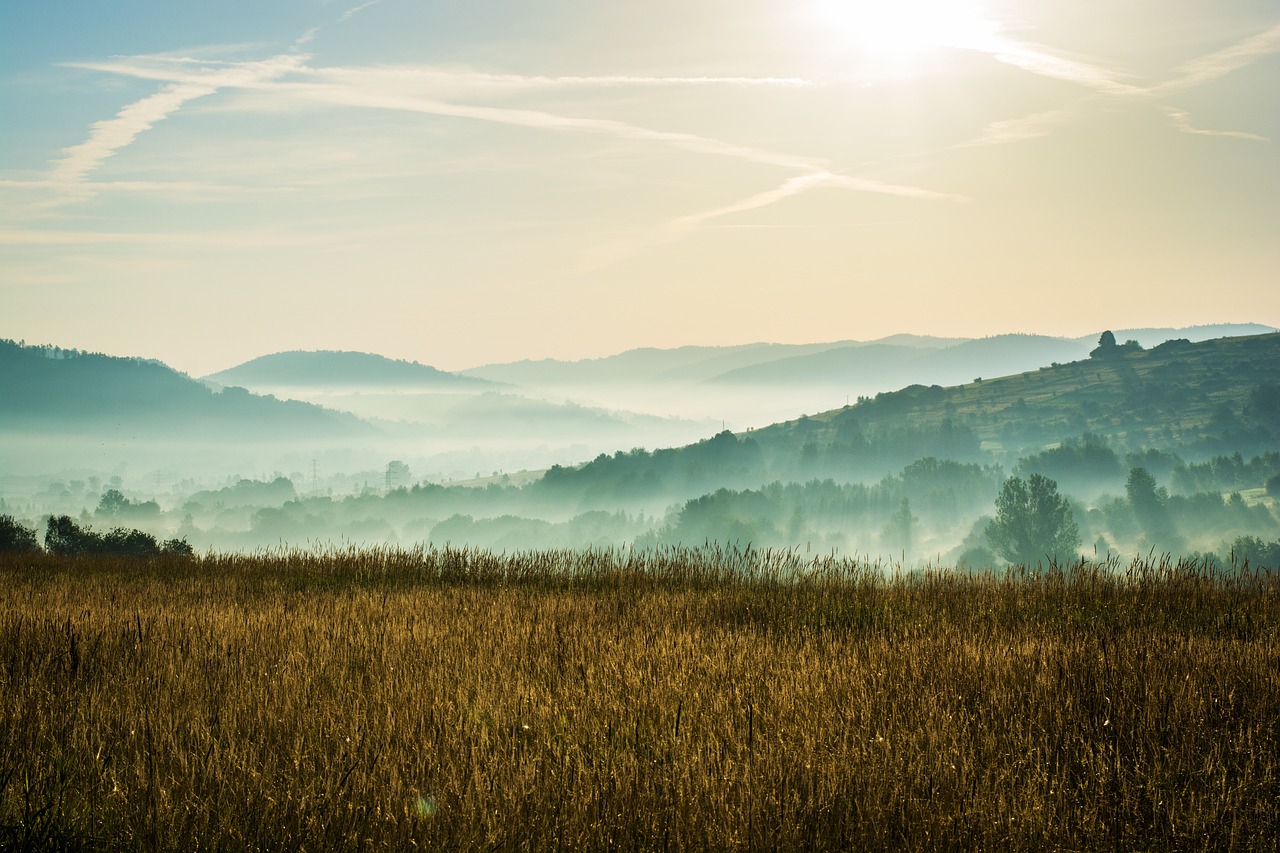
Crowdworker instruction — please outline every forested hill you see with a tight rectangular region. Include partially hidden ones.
[757,332,1280,458]
[530,333,1280,505]
[0,340,371,438]
[205,350,498,390]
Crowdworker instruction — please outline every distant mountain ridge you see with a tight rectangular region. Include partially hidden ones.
[205,350,497,390]
[462,324,1276,389]
[0,339,370,439]
[528,333,1280,507]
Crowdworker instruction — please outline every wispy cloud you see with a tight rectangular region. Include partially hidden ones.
[0,227,332,248]
[50,83,221,184]
[340,0,382,22]
[568,170,965,278]
[293,27,321,49]
[983,40,1140,96]
[1154,22,1280,94]
[1163,106,1269,142]
[308,65,820,95]
[668,171,965,233]
[959,105,1084,148]
[1,178,293,194]
[955,20,1280,149]
[49,54,304,189]
[275,80,828,172]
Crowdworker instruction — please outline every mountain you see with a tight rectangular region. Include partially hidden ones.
[705,333,1091,389]
[530,333,1280,506]
[205,350,497,390]
[1068,323,1278,349]
[0,340,370,439]
[461,336,960,387]
[463,325,1275,392]
[750,332,1280,460]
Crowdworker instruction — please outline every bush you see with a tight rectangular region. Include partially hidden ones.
[45,515,100,555]
[0,514,40,553]
[161,538,196,558]
[43,515,193,558]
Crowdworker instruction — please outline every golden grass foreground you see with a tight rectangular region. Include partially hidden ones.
[2,545,1277,851]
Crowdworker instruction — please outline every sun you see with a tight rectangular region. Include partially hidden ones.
[809,0,1001,69]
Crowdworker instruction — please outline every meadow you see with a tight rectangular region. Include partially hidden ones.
[2,546,1277,851]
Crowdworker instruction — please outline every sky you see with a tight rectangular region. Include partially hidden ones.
[1,0,1277,376]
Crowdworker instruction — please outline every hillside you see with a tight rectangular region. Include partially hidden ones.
[461,336,958,387]
[205,350,497,390]
[0,340,371,439]
[531,333,1280,505]
[462,324,1275,393]
[763,332,1280,456]
[703,335,1089,389]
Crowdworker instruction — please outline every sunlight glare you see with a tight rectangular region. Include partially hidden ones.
[811,0,1002,66]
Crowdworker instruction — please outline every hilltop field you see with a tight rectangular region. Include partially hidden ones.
[3,546,1276,851]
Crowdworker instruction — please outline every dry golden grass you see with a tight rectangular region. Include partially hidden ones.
[2,546,1277,851]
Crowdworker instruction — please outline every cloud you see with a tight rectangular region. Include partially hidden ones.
[0,227,331,248]
[983,40,1140,96]
[340,0,382,22]
[959,105,1084,148]
[308,65,820,95]
[49,83,221,184]
[668,171,965,234]
[50,54,305,188]
[568,170,965,278]
[293,27,321,49]
[1,178,292,194]
[1163,107,1269,142]
[952,21,1280,149]
[1154,22,1280,94]
[277,80,828,171]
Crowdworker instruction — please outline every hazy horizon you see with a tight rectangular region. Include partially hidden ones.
[3,1,1278,377]
[8,322,1279,381]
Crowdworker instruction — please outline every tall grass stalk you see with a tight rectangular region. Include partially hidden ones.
[2,546,1276,850]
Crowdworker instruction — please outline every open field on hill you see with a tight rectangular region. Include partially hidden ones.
[2,547,1277,851]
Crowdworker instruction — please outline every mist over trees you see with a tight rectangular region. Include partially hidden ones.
[2,332,1279,567]
[985,475,1080,567]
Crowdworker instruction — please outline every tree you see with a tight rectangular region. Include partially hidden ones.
[882,497,918,562]
[43,514,192,558]
[96,488,128,520]
[0,514,40,553]
[45,515,99,555]
[1125,466,1182,550]
[985,474,1080,567]
[1090,331,1117,358]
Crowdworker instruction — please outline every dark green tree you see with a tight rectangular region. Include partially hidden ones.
[96,488,128,520]
[986,474,1080,567]
[45,515,100,555]
[1090,330,1117,358]
[0,514,40,553]
[882,497,918,562]
[1125,466,1182,550]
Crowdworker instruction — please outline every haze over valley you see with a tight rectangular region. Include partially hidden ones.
[5,0,1278,566]
[5,3,1280,847]
[4,326,1278,568]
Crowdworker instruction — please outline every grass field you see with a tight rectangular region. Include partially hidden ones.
[2,546,1277,851]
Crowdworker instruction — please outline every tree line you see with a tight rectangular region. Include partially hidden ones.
[0,510,193,557]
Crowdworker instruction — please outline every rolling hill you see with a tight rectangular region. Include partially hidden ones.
[0,340,371,439]
[530,333,1280,505]
[205,350,498,390]
[463,324,1275,392]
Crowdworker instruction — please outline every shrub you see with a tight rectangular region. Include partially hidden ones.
[0,514,40,553]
